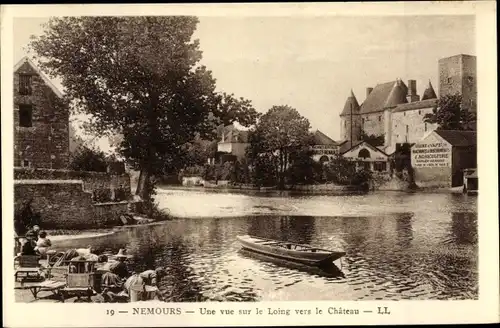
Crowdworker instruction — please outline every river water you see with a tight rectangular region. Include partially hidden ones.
[63,188,478,301]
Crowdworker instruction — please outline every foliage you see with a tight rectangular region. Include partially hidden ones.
[246,105,312,189]
[423,94,476,130]
[212,92,261,128]
[69,144,108,172]
[360,130,385,147]
[323,156,356,185]
[30,16,219,200]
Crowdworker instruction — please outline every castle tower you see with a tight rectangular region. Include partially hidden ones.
[421,80,437,100]
[340,90,361,145]
[438,54,477,112]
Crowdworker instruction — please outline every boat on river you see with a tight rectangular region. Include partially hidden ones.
[236,235,345,266]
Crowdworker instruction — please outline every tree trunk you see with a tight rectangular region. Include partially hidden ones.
[135,166,151,200]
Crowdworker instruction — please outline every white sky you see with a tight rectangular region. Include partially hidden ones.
[13,15,475,150]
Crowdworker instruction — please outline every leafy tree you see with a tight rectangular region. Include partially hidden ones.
[423,94,476,130]
[30,17,219,201]
[247,105,311,189]
[360,130,385,147]
[212,92,261,128]
[69,145,109,172]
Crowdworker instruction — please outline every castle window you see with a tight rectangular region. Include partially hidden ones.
[378,116,381,121]
[404,112,406,116]
[19,74,32,95]
[19,105,33,127]
[22,160,31,168]
[406,125,409,134]
[425,123,427,132]
[468,76,474,84]
[362,118,365,124]
[447,77,452,84]
[418,110,421,115]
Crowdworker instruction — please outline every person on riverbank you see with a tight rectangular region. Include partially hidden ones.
[34,231,52,256]
[101,249,129,288]
[19,237,36,255]
[25,225,40,243]
[124,267,167,301]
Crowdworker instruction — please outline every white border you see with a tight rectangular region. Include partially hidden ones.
[2,2,498,327]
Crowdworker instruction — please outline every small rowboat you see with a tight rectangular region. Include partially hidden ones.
[236,235,345,266]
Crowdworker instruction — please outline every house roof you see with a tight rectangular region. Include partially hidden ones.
[313,130,338,145]
[360,80,408,114]
[220,128,249,143]
[392,98,438,113]
[421,81,437,100]
[14,57,63,98]
[340,90,360,116]
[340,140,389,157]
[435,130,477,147]
[339,140,363,155]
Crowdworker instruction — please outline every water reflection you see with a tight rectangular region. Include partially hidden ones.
[450,212,478,245]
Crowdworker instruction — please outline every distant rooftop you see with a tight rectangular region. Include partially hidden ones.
[435,130,477,147]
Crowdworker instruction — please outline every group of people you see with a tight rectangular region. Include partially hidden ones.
[97,249,168,302]
[17,225,53,257]
[15,225,169,302]
[53,246,168,302]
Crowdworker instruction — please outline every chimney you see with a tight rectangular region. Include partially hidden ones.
[366,87,373,98]
[407,79,420,102]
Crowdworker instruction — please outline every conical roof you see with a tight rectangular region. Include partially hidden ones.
[384,80,408,108]
[340,90,360,116]
[421,80,437,100]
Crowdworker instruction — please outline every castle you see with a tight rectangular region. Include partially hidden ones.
[339,54,477,155]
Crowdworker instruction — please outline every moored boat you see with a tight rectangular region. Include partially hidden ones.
[236,235,345,266]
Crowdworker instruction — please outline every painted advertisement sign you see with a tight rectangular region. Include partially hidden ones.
[411,134,452,168]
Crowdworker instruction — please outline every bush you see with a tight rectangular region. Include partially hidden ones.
[70,145,108,172]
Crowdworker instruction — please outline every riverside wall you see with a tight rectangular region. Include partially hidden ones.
[14,180,129,229]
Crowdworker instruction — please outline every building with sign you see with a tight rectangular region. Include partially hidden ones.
[411,130,477,188]
[340,141,391,172]
[311,130,341,163]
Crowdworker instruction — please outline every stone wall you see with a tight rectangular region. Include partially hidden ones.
[14,61,70,169]
[14,180,128,229]
[362,112,385,137]
[14,167,131,195]
[439,54,477,112]
[391,107,437,145]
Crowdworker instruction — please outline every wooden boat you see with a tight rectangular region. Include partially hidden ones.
[236,235,345,266]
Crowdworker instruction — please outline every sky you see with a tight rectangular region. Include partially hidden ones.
[13,15,475,150]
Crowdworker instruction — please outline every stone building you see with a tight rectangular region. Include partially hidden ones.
[439,54,477,112]
[411,130,477,188]
[14,57,70,169]
[339,54,476,156]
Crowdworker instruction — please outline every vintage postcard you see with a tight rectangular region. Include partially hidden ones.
[1,2,498,327]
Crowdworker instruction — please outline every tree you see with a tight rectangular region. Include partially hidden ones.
[423,94,476,130]
[69,144,109,172]
[30,17,219,200]
[212,92,261,128]
[247,105,311,189]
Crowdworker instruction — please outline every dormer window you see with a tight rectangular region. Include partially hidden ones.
[19,74,32,95]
